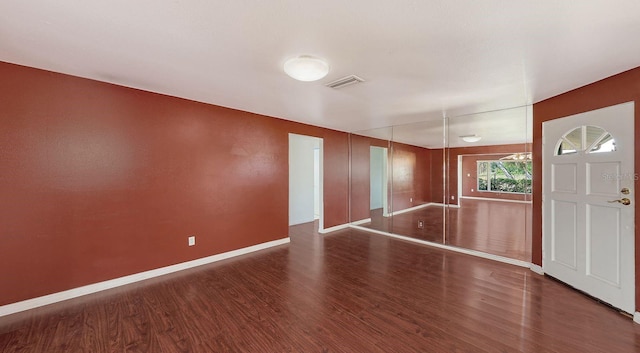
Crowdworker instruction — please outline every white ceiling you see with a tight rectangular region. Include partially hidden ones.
[2,1,640,144]
[362,105,532,148]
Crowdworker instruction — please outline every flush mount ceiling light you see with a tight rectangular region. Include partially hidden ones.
[460,134,482,143]
[500,152,532,160]
[284,55,329,82]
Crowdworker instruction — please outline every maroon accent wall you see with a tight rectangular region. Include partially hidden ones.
[391,142,432,210]
[349,135,389,221]
[349,136,432,221]
[450,144,532,203]
[430,149,445,203]
[533,66,640,310]
[0,61,349,306]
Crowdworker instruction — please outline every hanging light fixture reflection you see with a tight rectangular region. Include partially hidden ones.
[460,134,482,143]
[500,152,532,160]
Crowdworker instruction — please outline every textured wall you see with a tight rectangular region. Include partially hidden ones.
[391,142,432,211]
[0,62,349,306]
[533,66,640,310]
[349,136,431,221]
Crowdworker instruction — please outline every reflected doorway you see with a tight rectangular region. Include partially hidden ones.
[370,146,389,217]
[351,105,533,263]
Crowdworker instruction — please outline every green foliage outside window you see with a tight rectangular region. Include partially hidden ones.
[477,160,532,194]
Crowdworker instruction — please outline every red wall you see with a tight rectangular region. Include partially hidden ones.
[430,149,445,203]
[532,66,640,310]
[349,135,388,221]
[451,144,532,203]
[391,142,432,210]
[0,62,349,306]
[349,136,431,221]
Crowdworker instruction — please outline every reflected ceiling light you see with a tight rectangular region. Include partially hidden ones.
[460,135,482,143]
[284,55,329,82]
[500,152,532,160]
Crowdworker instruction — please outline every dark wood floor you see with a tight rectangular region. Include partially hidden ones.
[363,198,532,261]
[1,222,638,352]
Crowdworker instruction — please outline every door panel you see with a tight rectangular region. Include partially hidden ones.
[551,200,577,269]
[543,101,635,314]
[586,204,620,286]
[552,163,577,193]
[586,162,620,196]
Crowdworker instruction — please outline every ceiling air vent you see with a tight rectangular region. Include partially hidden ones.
[325,75,365,89]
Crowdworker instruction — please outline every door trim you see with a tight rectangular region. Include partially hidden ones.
[542,101,635,314]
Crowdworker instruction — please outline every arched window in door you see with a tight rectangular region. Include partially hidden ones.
[555,125,616,156]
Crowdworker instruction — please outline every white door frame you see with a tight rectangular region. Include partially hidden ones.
[370,146,389,217]
[288,134,324,230]
[542,101,635,314]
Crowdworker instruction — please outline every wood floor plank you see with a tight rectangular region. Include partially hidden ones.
[364,198,532,261]
[1,222,640,352]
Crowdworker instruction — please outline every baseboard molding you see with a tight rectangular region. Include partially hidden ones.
[318,223,350,234]
[0,237,290,317]
[460,196,532,204]
[529,264,544,275]
[350,218,371,226]
[350,225,530,268]
[633,312,640,324]
[388,203,431,216]
[384,202,459,217]
[427,202,461,209]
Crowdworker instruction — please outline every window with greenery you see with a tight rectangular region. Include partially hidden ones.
[477,158,532,194]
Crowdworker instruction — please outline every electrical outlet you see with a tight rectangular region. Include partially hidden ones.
[451,195,455,200]
[188,235,196,246]
[418,220,424,229]
[410,197,413,203]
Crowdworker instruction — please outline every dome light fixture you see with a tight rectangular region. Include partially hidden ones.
[461,134,482,143]
[284,55,329,82]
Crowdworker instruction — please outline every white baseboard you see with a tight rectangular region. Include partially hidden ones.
[388,203,431,216]
[318,223,350,234]
[350,225,530,268]
[529,264,544,275]
[427,202,461,209]
[350,218,371,226]
[384,202,456,217]
[460,196,532,204]
[634,312,640,324]
[0,237,290,317]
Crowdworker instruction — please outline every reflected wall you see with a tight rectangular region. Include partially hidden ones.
[349,106,532,262]
[350,129,392,231]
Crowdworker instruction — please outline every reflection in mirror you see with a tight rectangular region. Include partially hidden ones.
[349,127,393,233]
[349,105,532,263]
[388,119,446,244]
[445,106,532,261]
[350,118,447,244]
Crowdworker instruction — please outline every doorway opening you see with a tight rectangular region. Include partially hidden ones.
[370,146,389,217]
[289,134,324,231]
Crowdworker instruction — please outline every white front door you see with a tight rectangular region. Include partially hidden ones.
[543,101,635,314]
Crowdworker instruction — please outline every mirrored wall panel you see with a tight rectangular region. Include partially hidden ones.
[349,127,393,233]
[387,119,446,244]
[445,106,532,261]
[349,105,532,262]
